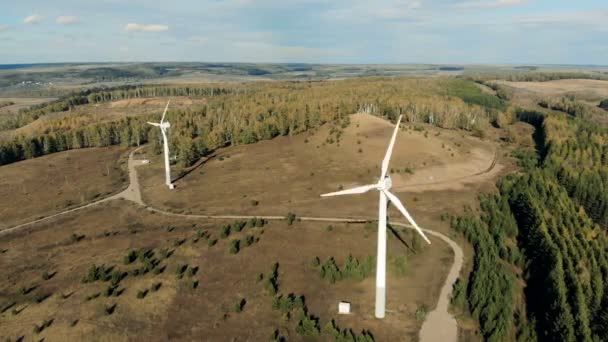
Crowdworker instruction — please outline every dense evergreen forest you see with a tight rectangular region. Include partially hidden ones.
[0,78,502,166]
[453,108,608,341]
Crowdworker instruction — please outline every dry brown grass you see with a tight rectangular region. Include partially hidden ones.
[0,201,452,341]
[0,146,129,229]
[496,79,608,102]
[0,97,56,115]
[140,113,500,230]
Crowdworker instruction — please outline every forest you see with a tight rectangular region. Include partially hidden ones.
[453,108,608,341]
[0,78,503,166]
[467,72,608,83]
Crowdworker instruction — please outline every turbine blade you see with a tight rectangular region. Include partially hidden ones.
[161,100,170,123]
[147,122,161,127]
[380,115,403,179]
[383,190,431,244]
[320,184,376,197]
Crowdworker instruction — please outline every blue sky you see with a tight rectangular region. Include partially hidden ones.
[0,0,606,64]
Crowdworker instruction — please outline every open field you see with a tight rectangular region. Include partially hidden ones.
[0,97,56,115]
[0,200,452,341]
[0,146,129,229]
[497,79,608,103]
[140,113,502,226]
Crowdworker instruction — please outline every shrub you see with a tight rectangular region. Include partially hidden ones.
[159,248,172,259]
[104,286,115,297]
[104,303,116,315]
[151,282,162,292]
[176,264,188,277]
[70,233,84,243]
[110,270,124,286]
[326,225,333,232]
[187,266,199,277]
[172,238,185,247]
[250,200,259,206]
[233,298,246,313]
[34,292,51,303]
[136,289,148,299]
[296,314,320,337]
[153,265,166,275]
[243,235,255,247]
[123,250,137,264]
[415,305,427,321]
[286,212,296,225]
[1,301,16,313]
[85,292,100,301]
[41,271,53,281]
[208,238,218,247]
[191,280,199,289]
[233,220,246,232]
[230,240,240,254]
[220,225,231,238]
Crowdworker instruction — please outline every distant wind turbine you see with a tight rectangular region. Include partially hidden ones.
[147,101,174,190]
[320,115,431,319]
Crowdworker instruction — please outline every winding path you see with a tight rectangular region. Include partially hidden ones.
[0,146,464,342]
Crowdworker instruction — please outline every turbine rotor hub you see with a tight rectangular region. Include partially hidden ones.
[378,175,392,191]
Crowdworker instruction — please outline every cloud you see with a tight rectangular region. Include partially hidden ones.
[455,0,526,9]
[124,23,169,32]
[56,16,78,25]
[24,14,43,24]
[0,25,7,33]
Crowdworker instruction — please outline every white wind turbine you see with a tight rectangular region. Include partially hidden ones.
[147,100,174,190]
[320,115,431,319]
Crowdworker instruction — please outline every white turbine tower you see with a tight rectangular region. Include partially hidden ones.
[147,101,174,190]
[320,115,431,319]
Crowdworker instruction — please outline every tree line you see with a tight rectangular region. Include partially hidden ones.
[0,84,233,131]
[1,78,505,167]
[466,72,608,83]
[456,108,608,341]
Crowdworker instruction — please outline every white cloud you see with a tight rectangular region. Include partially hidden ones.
[455,0,526,9]
[24,14,43,24]
[124,23,169,32]
[56,16,78,25]
[0,25,7,33]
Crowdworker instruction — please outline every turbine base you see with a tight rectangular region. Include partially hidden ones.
[167,184,175,190]
[375,286,386,319]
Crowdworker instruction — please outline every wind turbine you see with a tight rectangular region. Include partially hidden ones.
[320,115,431,319]
[147,100,174,190]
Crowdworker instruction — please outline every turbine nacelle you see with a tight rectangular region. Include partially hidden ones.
[376,175,392,191]
[147,121,170,130]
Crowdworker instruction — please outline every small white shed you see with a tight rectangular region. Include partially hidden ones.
[338,301,351,314]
